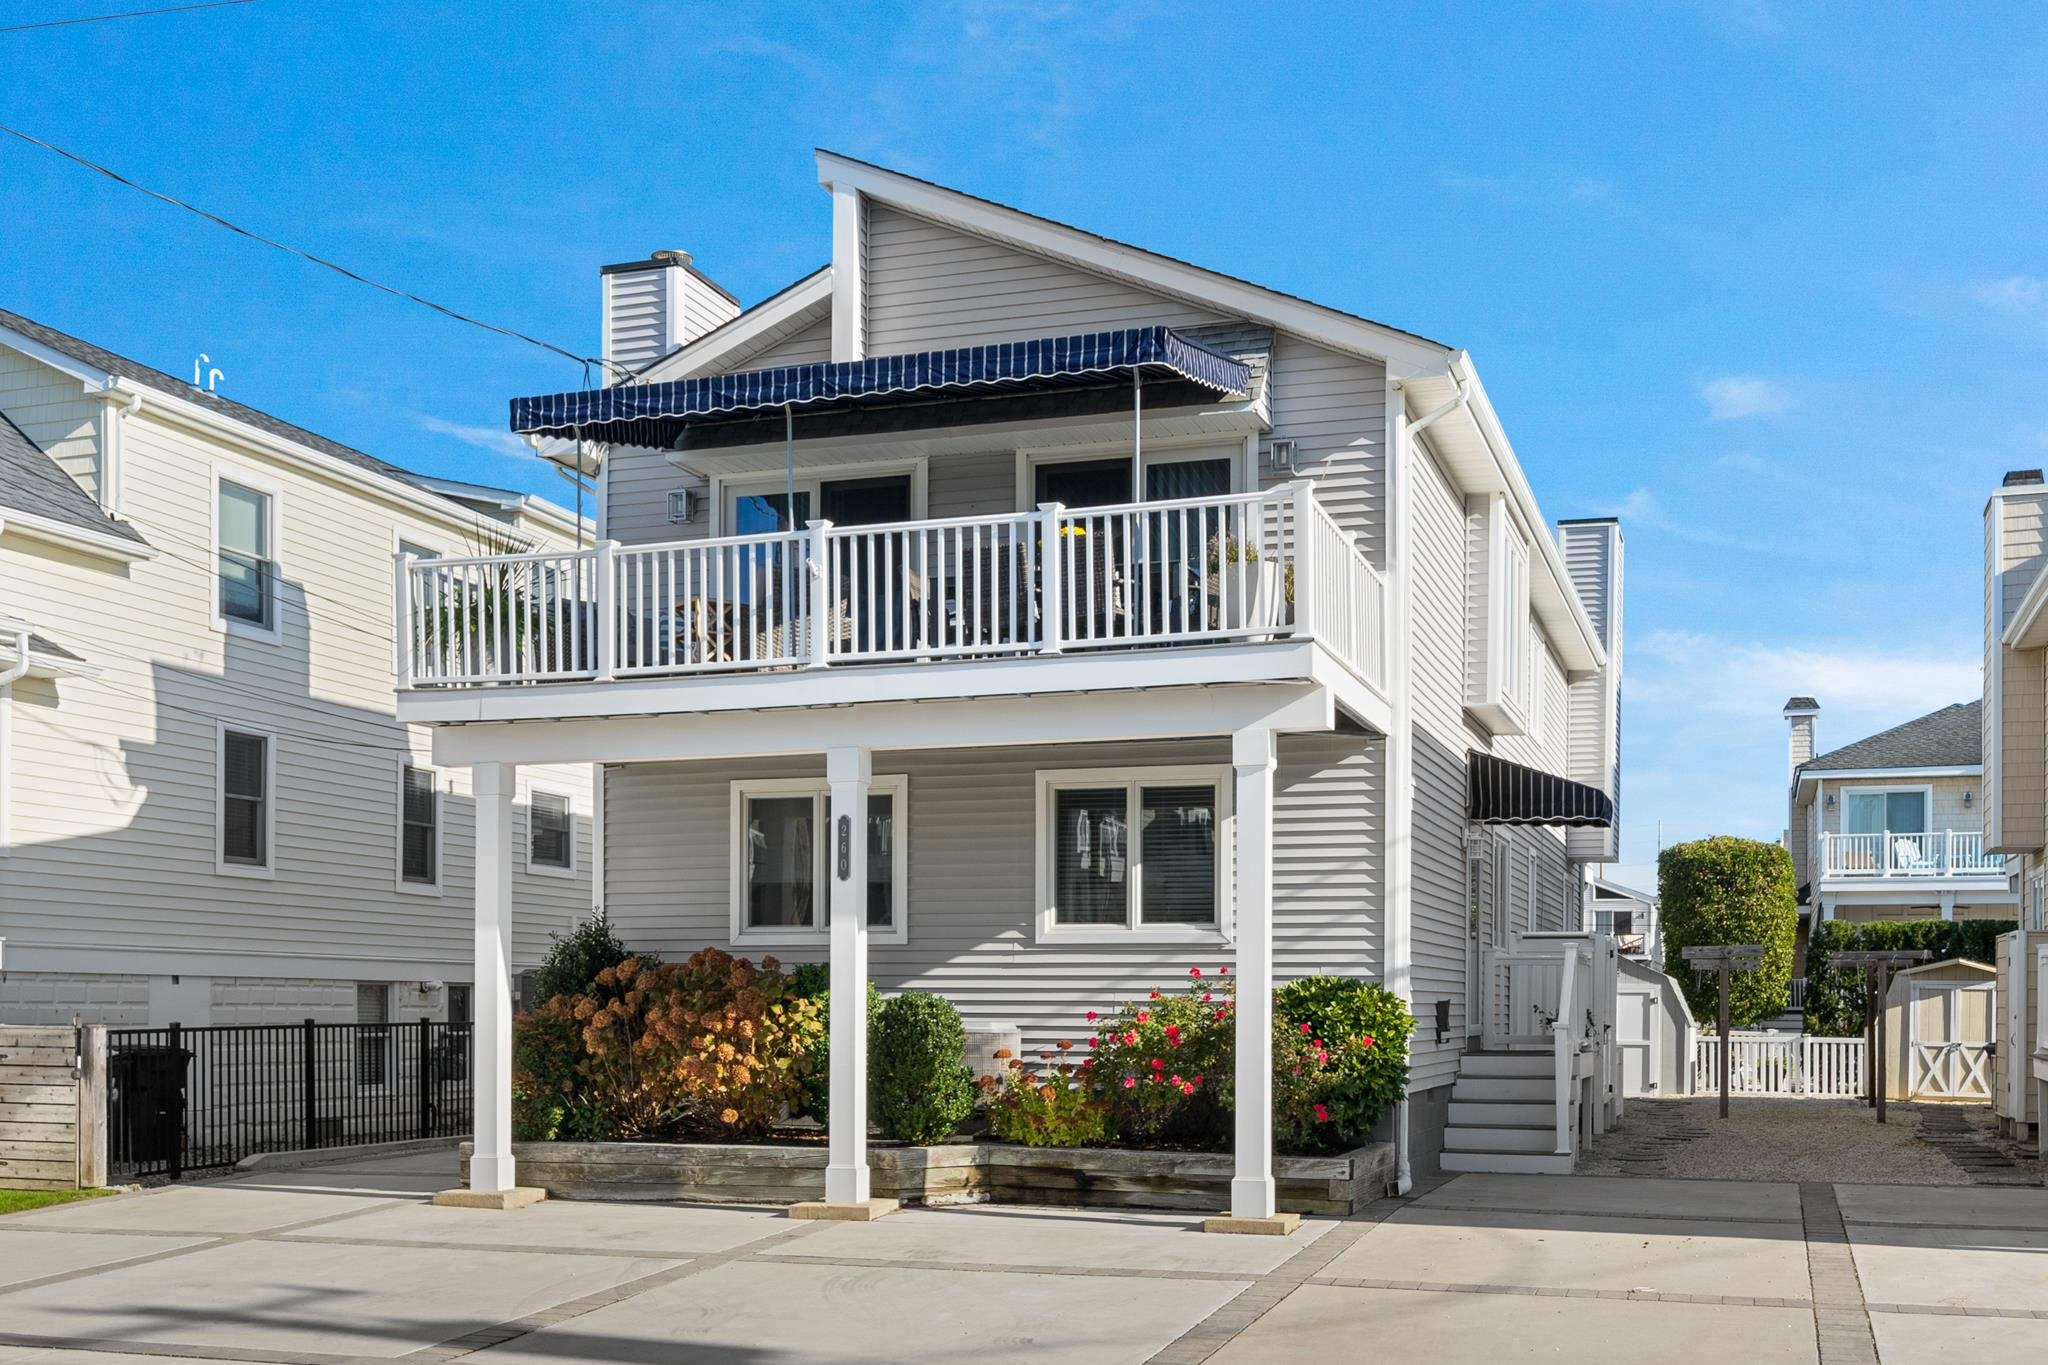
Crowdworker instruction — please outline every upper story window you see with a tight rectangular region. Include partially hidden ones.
[1467,492,1533,735]
[216,475,278,636]
[1843,788,1929,835]
[399,763,439,890]
[1035,766,1230,943]
[528,789,575,873]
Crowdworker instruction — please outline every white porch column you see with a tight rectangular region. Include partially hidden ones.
[1230,727,1277,1220]
[470,760,517,1193]
[825,746,873,1205]
[1939,892,1956,922]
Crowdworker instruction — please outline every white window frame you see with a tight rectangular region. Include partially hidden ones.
[710,459,928,538]
[396,756,443,896]
[1034,764,1233,945]
[728,775,910,946]
[211,464,285,644]
[1014,435,1249,511]
[215,721,277,879]
[1839,784,1935,834]
[525,784,578,877]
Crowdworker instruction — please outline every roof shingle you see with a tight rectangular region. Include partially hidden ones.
[0,410,149,546]
[1802,700,1980,773]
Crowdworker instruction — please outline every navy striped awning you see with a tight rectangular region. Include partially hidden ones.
[1468,753,1615,828]
[509,326,1252,445]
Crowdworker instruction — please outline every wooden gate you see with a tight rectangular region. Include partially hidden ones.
[1908,982,1994,1100]
[0,1025,108,1189]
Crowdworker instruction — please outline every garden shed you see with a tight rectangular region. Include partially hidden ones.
[1882,958,1996,1101]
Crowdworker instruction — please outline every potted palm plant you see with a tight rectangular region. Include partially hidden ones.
[1207,534,1294,633]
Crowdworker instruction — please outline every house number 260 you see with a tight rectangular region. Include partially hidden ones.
[837,814,851,881]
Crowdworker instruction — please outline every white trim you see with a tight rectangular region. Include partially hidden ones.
[395,756,443,897]
[634,269,834,384]
[1032,763,1233,945]
[211,463,285,644]
[215,720,277,879]
[828,185,865,362]
[0,505,157,562]
[710,459,928,538]
[1799,765,1981,788]
[524,783,578,877]
[814,151,1452,380]
[728,774,909,946]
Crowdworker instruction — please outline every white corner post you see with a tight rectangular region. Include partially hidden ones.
[1231,726,1278,1220]
[825,745,874,1205]
[470,760,518,1193]
[827,184,865,362]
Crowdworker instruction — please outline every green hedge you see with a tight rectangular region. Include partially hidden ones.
[1804,919,2015,1036]
[1658,837,1797,1027]
[870,992,976,1144]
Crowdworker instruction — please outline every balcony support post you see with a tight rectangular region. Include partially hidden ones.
[822,746,877,1210]
[467,761,517,1194]
[1291,482,1317,643]
[594,539,619,683]
[806,519,835,670]
[1224,725,1279,1225]
[1037,502,1065,656]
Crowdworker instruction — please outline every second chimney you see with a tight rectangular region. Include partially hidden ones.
[1784,696,1820,783]
[599,251,741,381]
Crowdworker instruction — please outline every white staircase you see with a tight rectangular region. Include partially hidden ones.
[1440,1052,1576,1175]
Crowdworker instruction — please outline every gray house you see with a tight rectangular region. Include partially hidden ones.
[396,152,1626,1210]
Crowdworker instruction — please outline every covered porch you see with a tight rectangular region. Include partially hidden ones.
[434,678,1378,1227]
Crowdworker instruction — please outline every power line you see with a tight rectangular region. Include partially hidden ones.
[0,0,254,34]
[0,120,621,378]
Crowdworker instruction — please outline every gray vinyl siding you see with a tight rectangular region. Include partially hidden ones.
[682,276,740,348]
[0,347,103,503]
[604,268,672,374]
[743,315,833,368]
[604,445,692,547]
[604,733,1380,1049]
[0,352,592,983]
[928,450,1014,519]
[863,205,1226,353]
[1258,336,1387,568]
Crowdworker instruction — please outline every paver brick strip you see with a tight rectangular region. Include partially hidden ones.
[1800,1182,1878,1365]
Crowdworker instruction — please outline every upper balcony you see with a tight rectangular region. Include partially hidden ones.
[1818,830,2010,883]
[393,483,1388,730]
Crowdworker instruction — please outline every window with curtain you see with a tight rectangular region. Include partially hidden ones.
[1046,774,1221,931]
[218,479,274,628]
[735,780,907,938]
[400,764,437,885]
[221,729,269,867]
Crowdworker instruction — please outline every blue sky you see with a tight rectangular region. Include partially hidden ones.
[4,1,2043,888]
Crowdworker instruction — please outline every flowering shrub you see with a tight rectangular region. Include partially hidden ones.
[512,949,825,1140]
[1274,976,1412,1143]
[1087,966,1235,1148]
[979,1044,1117,1147]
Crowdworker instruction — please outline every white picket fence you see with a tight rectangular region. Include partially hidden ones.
[1692,1033,1865,1097]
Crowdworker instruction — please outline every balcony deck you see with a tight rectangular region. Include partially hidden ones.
[1818,830,2011,885]
[394,485,1388,730]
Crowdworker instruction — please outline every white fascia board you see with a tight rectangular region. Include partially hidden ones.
[0,325,115,390]
[0,506,157,562]
[632,268,834,383]
[815,151,1455,381]
[2005,567,2048,647]
[1796,764,1982,786]
[429,680,1336,769]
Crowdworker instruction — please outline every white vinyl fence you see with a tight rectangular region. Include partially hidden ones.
[1692,1033,1865,1098]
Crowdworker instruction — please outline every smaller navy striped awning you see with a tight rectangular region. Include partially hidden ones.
[509,326,1252,445]
[1468,753,1614,828]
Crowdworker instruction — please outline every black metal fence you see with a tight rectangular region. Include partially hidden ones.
[108,1020,472,1180]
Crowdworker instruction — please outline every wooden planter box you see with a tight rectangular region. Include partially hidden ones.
[460,1138,1393,1216]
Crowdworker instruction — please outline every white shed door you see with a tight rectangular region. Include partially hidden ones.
[1617,988,1658,1096]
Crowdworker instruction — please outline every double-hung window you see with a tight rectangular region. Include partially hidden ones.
[528,790,574,873]
[730,776,908,944]
[399,763,439,890]
[1037,767,1230,941]
[218,725,273,875]
[216,475,278,635]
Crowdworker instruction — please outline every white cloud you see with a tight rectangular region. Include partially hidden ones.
[1698,375,1790,421]
[415,414,532,462]
[1630,629,1977,722]
[1969,274,2048,320]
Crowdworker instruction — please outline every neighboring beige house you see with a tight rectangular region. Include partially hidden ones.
[0,307,596,1031]
[1783,696,2011,942]
[1986,469,2048,934]
[398,151,1628,1205]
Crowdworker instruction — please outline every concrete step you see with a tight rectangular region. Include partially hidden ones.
[1440,1149,1575,1176]
[1450,1077,1554,1104]
[1455,1053,1554,1079]
[1449,1100,1556,1127]
[1445,1124,1558,1154]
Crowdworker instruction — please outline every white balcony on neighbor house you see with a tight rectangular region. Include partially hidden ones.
[1818,830,2009,881]
[392,484,1389,727]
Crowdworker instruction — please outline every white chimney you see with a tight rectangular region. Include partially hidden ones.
[1784,696,1820,783]
[599,251,741,383]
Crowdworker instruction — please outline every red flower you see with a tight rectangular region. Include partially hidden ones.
[1089,1036,1099,1048]
[1202,992,1213,1002]
[1170,1074,1183,1086]
[1300,1023,1312,1035]
[1136,1010,1150,1023]
[1219,966,1228,975]
[1314,1103,1331,1123]
[1180,1083,1195,1095]
[1360,1034,1375,1048]
[1124,1031,1139,1045]
[1086,1010,1099,1022]
[1082,1057,1095,1068]
[1151,1057,1165,1070]
[1192,1075,1204,1086]
[1123,1077,1136,1089]
[1214,1009,1228,1021]
[1150,990,1161,1000]
[1189,967,1202,978]
[1164,1025,1181,1045]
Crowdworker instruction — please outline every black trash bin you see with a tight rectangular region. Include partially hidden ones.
[110,1044,192,1170]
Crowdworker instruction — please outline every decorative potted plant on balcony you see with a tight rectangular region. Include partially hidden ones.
[1206,534,1294,634]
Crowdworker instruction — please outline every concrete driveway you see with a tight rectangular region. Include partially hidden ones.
[0,1152,2042,1363]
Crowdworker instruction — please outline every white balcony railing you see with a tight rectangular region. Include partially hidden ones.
[1819,829,2007,879]
[395,484,1388,696]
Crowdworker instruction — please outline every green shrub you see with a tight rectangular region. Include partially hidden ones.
[1275,976,1413,1143]
[1659,837,1797,1027]
[869,992,976,1144]
[533,916,636,1006]
[1804,918,2015,1035]
[794,980,882,1123]
[980,1050,1117,1147]
[1089,966,1236,1148]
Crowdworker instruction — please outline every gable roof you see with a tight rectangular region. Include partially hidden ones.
[0,409,149,547]
[0,306,581,540]
[1802,700,1981,773]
